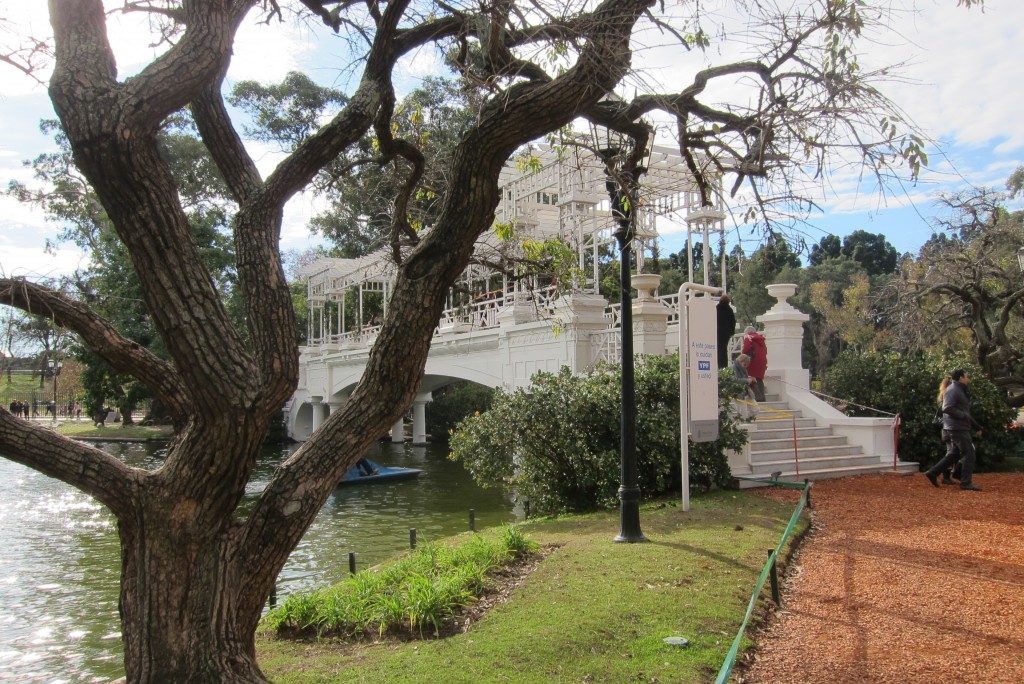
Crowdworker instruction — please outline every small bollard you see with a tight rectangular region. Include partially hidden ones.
[269,585,277,609]
[349,552,357,575]
[410,528,417,549]
[469,509,476,532]
[767,549,780,606]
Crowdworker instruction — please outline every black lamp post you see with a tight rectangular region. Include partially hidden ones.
[592,125,650,543]
[47,358,63,423]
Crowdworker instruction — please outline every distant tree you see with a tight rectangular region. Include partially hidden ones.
[808,231,897,275]
[901,183,1024,405]
[840,230,898,276]
[808,234,842,265]
[730,233,802,327]
[793,257,872,375]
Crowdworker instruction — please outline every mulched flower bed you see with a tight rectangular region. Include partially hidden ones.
[740,471,1024,683]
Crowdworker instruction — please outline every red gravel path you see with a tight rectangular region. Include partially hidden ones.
[740,472,1024,684]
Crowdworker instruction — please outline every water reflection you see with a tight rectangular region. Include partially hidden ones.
[0,440,513,682]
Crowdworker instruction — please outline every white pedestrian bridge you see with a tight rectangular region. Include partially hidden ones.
[286,139,915,482]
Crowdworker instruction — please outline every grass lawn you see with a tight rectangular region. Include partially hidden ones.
[50,422,173,441]
[258,490,806,684]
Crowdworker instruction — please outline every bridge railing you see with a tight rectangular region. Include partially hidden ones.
[436,284,559,332]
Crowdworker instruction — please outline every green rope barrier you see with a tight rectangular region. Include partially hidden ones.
[714,482,810,684]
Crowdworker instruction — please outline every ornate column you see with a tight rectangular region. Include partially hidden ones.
[310,396,325,432]
[411,393,431,445]
[631,273,670,357]
[552,292,610,372]
[390,416,405,443]
[755,283,811,391]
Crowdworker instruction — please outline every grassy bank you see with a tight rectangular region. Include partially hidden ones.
[258,490,806,683]
[50,421,173,441]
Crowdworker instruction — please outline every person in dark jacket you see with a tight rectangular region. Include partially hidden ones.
[716,295,736,369]
[925,368,982,491]
[741,326,767,402]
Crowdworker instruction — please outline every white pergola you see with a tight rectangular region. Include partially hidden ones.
[299,137,729,346]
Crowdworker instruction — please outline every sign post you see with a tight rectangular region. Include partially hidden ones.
[678,284,722,511]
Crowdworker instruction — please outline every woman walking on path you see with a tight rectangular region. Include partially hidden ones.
[742,473,1024,683]
[926,368,982,491]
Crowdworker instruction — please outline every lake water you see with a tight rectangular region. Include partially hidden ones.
[0,440,516,682]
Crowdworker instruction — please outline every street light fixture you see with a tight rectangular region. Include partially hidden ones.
[590,123,652,544]
[47,358,63,424]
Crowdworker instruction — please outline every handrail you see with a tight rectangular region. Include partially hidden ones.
[714,480,812,684]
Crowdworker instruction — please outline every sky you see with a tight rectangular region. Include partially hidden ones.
[1,0,1021,281]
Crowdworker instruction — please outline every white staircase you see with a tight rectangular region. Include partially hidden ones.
[733,396,919,487]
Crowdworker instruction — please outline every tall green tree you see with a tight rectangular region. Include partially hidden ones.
[899,181,1024,405]
[730,232,802,327]
[809,230,898,276]
[0,1,972,680]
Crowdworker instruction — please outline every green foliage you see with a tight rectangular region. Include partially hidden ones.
[263,527,535,638]
[425,381,495,442]
[449,355,745,516]
[821,351,1016,470]
[808,230,897,276]
[729,235,802,327]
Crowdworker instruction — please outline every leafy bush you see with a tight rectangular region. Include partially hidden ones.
[449,354,746,516]
[821,351,1016,470]
[425,381,496,442]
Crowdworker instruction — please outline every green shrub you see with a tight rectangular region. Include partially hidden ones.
[821,351,1016,470]
[425,381,496,442]
[449,354,746,516]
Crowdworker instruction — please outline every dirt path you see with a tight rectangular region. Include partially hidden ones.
[740,472,1024,684]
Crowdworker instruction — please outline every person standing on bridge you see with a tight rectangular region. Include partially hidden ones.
[741,325,767,402]
[716,294,736,369]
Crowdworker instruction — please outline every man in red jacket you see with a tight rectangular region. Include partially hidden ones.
[741,325,767,402]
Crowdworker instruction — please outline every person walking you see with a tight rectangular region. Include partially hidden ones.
[925,368,982,491]
[716,294,736,369]
[934,376,960,484]
[741,325,767,402]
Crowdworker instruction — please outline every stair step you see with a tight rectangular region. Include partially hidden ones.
[737,461,920,487]
[749,426,834,440]
[749,413,811,423]
[750,452,878,471]
[750,435,848,449]
[751,442,863,456]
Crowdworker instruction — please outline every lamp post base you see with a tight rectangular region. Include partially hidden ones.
[614,485,647,543]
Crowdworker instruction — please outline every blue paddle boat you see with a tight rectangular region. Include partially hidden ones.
[338,457,422,485]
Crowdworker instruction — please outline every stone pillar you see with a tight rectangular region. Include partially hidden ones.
[631,273,670,357]
[391,416,405,443]
[310,396,324,432]
[411,394,430,445]
[497,290,538,327]
[327,400,342,417]
[756,283,811,391]
[552,292,611,372]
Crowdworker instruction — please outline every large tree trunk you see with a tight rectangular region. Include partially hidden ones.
[0,1,653,681]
